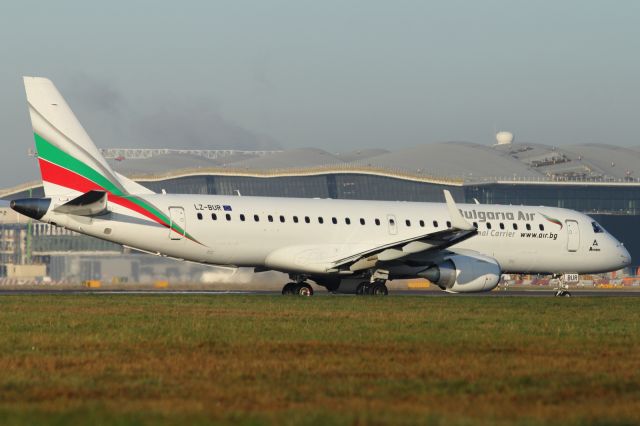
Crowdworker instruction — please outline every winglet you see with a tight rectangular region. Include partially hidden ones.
[444,190,475,231]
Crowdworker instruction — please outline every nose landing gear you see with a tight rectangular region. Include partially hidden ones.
[552,274,572,297]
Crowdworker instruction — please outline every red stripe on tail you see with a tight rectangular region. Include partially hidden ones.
[38,159,169,229]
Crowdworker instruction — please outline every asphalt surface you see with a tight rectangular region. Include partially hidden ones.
[0,289,638,297]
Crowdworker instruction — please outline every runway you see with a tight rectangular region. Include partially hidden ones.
[0,289,638,297]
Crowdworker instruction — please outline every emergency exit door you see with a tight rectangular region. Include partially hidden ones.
[566,220,579,252]
[169,207,186,240]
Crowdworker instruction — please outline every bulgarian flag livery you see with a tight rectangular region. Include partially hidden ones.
[25,77,196,242]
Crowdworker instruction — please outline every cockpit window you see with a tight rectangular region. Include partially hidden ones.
[592,221,604,233]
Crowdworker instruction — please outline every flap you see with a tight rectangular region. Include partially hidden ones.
[333,227,477,271]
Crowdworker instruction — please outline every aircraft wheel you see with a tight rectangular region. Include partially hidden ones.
[370,282,389,296]
[282,282,296,295]
[554,289,571,297]
[296,283,314,297]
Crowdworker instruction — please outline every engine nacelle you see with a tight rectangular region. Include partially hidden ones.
[418,253,501,293]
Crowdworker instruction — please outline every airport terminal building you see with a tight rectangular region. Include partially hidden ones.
[2,138,640,281]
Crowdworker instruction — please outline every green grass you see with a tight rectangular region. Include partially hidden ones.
[0,295,638,425]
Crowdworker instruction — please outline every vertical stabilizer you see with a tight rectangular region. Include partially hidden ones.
[23,77,150,197]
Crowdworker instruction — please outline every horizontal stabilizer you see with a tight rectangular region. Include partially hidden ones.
[53,190,108,216]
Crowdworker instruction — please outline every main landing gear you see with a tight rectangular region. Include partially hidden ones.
[282,276,314,296]
[355,280,389,296]
[356,269,390,296]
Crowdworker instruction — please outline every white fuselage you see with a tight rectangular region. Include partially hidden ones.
[42,194,631,276]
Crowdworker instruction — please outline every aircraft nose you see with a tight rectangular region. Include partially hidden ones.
[618,244,632,268]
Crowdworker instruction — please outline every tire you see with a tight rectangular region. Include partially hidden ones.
[282,282,296,295]
[297,284,314,297]
[371,282,389,296]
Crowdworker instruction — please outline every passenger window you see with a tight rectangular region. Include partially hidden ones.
[240,214,245,222]
[345,218,351,225]
[332,217,337,224]
[446,221,451,228]
[513,223,518,230]
[433,220,438,227]
[375,218,381,226]
[226,214,231,221]
[268,215,274,223]
[419,220,425,227]
[389,218,395,226]
[254,214,259,222]
[539,224,544,231]
[499,223,504,230]
[212,213,217,220]
[305,216,310,224]
[318,217,324,224]
[293,216,299,223]
[197,213,203,220]
[405,219,411,227]
[280,215,285,223]
[526,224,531,231]
[473,222,478,228]
[360,218,365,225]
[486,223,492,230]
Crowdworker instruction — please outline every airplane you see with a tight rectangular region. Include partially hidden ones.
[10,77,632,297]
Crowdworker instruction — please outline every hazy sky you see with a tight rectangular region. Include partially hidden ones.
[1,1,639,186]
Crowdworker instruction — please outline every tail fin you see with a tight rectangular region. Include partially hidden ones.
[23,77,153,197]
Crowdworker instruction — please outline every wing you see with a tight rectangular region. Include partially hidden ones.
[262,190,478,274]
[334,225,477,272]
[332,190,476,271]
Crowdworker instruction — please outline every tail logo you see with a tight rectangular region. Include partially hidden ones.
[35,133,200,243]
[540,213,563,230]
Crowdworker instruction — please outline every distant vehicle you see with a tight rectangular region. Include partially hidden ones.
[11,77,631,296]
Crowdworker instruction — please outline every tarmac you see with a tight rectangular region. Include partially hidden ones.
[0,289,638,297]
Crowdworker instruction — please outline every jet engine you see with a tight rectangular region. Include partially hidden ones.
[418,253,501,293]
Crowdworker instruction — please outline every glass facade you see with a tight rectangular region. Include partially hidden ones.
[31,236,121,253]
[139,174,464,201]
[6,174,640,215]
[465,184,640,215]
[142,175,331,198]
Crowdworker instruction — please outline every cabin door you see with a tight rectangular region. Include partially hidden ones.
[387,214,398,235]
[566,220,579,252]
[169,207,186,240]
